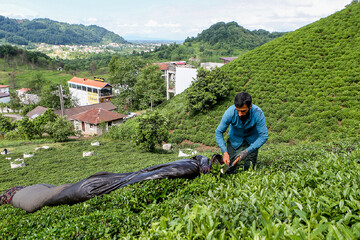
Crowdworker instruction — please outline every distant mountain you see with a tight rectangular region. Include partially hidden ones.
[140,21,285,62]
[0,16,128,45]
[185,21,285,50]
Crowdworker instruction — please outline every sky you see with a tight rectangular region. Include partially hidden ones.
[0,0,352,41]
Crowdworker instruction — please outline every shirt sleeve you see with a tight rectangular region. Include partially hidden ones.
[246,111,268,154]
[215,109,232,153]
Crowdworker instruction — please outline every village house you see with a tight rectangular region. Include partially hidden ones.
[0,85,10,103]
[69,108,127,136]
[68,77,113,106]
[16,88,40,104]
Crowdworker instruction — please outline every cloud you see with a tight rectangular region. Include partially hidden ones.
[144,20,180,28]
[0,3,38,19]
[0,0,350,40]
[85,17,98,23]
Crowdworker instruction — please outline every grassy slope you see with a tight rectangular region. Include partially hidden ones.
[162,3,360,146]
[0,139,359,238]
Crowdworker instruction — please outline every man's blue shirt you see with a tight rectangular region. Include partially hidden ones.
[215,104,268,154]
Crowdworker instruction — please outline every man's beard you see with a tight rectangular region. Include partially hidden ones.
[240,111,250,121]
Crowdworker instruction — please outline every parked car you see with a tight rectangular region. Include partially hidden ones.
[125,112,137,119]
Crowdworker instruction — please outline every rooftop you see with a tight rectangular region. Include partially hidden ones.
[26,106,48,119]
[54,102,118,119]
[69,108,127,124]
[69,77,112,89]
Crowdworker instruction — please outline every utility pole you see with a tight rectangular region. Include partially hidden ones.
[58,85,65,117]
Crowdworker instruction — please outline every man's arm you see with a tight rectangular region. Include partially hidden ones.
[246,112,268,154]
[215,109,231,164]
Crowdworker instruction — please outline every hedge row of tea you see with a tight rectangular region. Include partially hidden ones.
[1,140,359,238]
[161,3,360,146]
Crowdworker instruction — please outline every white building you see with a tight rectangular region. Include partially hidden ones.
[68,77,113,106]
[156,62,197,99]
[175,67,198,96]
[0,85,10,103]
[201,62,224,70]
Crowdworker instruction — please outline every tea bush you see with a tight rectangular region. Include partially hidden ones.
[1,140,359,238]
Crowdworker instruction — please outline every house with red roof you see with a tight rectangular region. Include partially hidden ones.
[69,108,127,135]
[68,77,113,106]
[15,88,40,104]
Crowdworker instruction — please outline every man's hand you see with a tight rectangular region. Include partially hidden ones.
[232,150,248,166]
[223,152,230,165]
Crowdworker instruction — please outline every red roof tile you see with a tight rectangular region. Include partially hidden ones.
[0,85,9,88]
[69,77,112,89]
[155,62,170,70]
[69,108,127,124]
[17,88,31,92]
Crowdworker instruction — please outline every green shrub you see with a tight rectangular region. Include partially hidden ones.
[105,118,138,141]
[135,111,169,151]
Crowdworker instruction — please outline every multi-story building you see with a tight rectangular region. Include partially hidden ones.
[68,77,113,106]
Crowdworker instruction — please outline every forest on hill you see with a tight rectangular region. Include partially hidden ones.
[0,16,128,45]
[149,2,360,146]
[138,22,285,62]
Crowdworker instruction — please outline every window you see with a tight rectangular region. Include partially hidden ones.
[87,87,92,92]
[93,89,98,93]
[82,86,86,91]
[76,85,81,90]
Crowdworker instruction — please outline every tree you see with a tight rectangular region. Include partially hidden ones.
[44,116,77,142]
[186,67,231,113]
[16,117,35,140]
[89,61,97,76]
[108,56,147,109]
[135,111,169,152]
[33,109,58,137]
[39,84,72,110]
[26,72,47,94]
[135,64,165,111]
[0,114,14,136]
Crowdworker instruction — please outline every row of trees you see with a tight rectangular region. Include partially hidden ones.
[0,110,77,141]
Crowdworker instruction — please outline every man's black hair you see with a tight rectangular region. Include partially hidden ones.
[234,92,252,108]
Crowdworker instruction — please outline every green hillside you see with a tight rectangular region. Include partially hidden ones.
[185,21,284,50]
[161,3,360,145]
[140,22,285,62]
[0,16,127,45]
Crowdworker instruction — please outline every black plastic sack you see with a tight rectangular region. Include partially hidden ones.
[9,155,212,212]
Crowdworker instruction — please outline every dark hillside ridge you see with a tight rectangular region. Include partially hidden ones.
[0,16,127,45]
[143,22,285,62]
[185,21,285,50]
[162,3,360,145]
